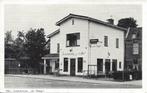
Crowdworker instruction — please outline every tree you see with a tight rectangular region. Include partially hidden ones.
[14,31,26,59]
[25,28,46,73]
[5,31,15,58]
[5,31,13,44]
[117,17,138,29]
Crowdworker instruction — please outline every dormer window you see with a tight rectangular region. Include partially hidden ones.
[66,33,80,47]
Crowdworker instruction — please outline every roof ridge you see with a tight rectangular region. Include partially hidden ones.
[56,13,127,31]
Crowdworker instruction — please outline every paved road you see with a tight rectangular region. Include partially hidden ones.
[5,75,141,88]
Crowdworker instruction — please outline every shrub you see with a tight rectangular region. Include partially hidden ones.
[113,70,142,81]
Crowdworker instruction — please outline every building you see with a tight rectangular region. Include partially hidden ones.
[42,29,60,74]
[125,27,142,71]
[42,14,127,76]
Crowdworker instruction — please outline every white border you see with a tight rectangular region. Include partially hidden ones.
[0,1,146,93]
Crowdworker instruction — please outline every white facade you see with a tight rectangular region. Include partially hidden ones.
[42,30,60,74]
[49,14,126,76]
[50,32,60,54]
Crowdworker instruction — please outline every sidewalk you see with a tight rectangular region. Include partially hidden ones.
[6,74,142,86]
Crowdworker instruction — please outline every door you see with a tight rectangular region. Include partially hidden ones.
[70,58,76,76]
[105,59,110,74]
[97,59,103,74]
[112,59,117,71]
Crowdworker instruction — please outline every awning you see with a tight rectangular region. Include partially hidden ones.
[42,53,59,59]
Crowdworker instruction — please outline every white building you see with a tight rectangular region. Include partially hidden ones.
[42,14,127,76]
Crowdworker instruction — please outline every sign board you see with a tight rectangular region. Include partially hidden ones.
[90,39,99,44]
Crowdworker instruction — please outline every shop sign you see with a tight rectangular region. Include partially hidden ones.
[90,39,98,44]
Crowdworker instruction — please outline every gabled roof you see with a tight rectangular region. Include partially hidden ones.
[56,13,127,31]
[47,29,60,38]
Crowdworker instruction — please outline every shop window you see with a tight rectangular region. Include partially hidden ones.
[66,33,80,47]
[97,59,103,72]
[77,57,83,72]
[104,36,108,47]
[64,58,68,72]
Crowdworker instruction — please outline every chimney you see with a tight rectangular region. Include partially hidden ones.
[107,18,114,25]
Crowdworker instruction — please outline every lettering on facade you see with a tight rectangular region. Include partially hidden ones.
[62,51,86,56]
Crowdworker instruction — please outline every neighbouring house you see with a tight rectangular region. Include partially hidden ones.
[42,13,127,76]
[125,27,142,71]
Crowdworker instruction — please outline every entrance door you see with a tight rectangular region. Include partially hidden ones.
[105,59,110,74]
[97,59,103,74]
[70,58,76,76]
[112,59,117,71]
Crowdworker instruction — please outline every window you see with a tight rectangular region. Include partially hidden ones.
[105,59,110,72]
[57,43,60,53]
[104,36,108,47]
[132,34,136,39]
[66,33,80,47]
[116,38,119,48]
[77,57,83,72]
[133,43,139,54]
[97,59,103,72]
[64,58,68,72]
[133,59,138,64]
[72,18,74,25]
[119,62,121,69]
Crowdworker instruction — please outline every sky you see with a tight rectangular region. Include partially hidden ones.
[4,4,142,39]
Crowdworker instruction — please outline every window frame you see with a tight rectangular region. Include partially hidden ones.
[116,38,119,48]
[66,33,80,47]
[57,43,60,53]
[72,18,74,25]
[104,36,108,47]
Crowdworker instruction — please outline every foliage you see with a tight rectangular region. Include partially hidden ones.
[14,31,26,59]
[25,28,47,72]
[5,31,15,58]
[112,70,142,81]
[117,17,138,29]
[5,31,13,44]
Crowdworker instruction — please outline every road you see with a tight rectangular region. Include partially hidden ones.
[5,75,141,88]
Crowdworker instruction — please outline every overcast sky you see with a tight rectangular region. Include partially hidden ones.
[4,4,142,38]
